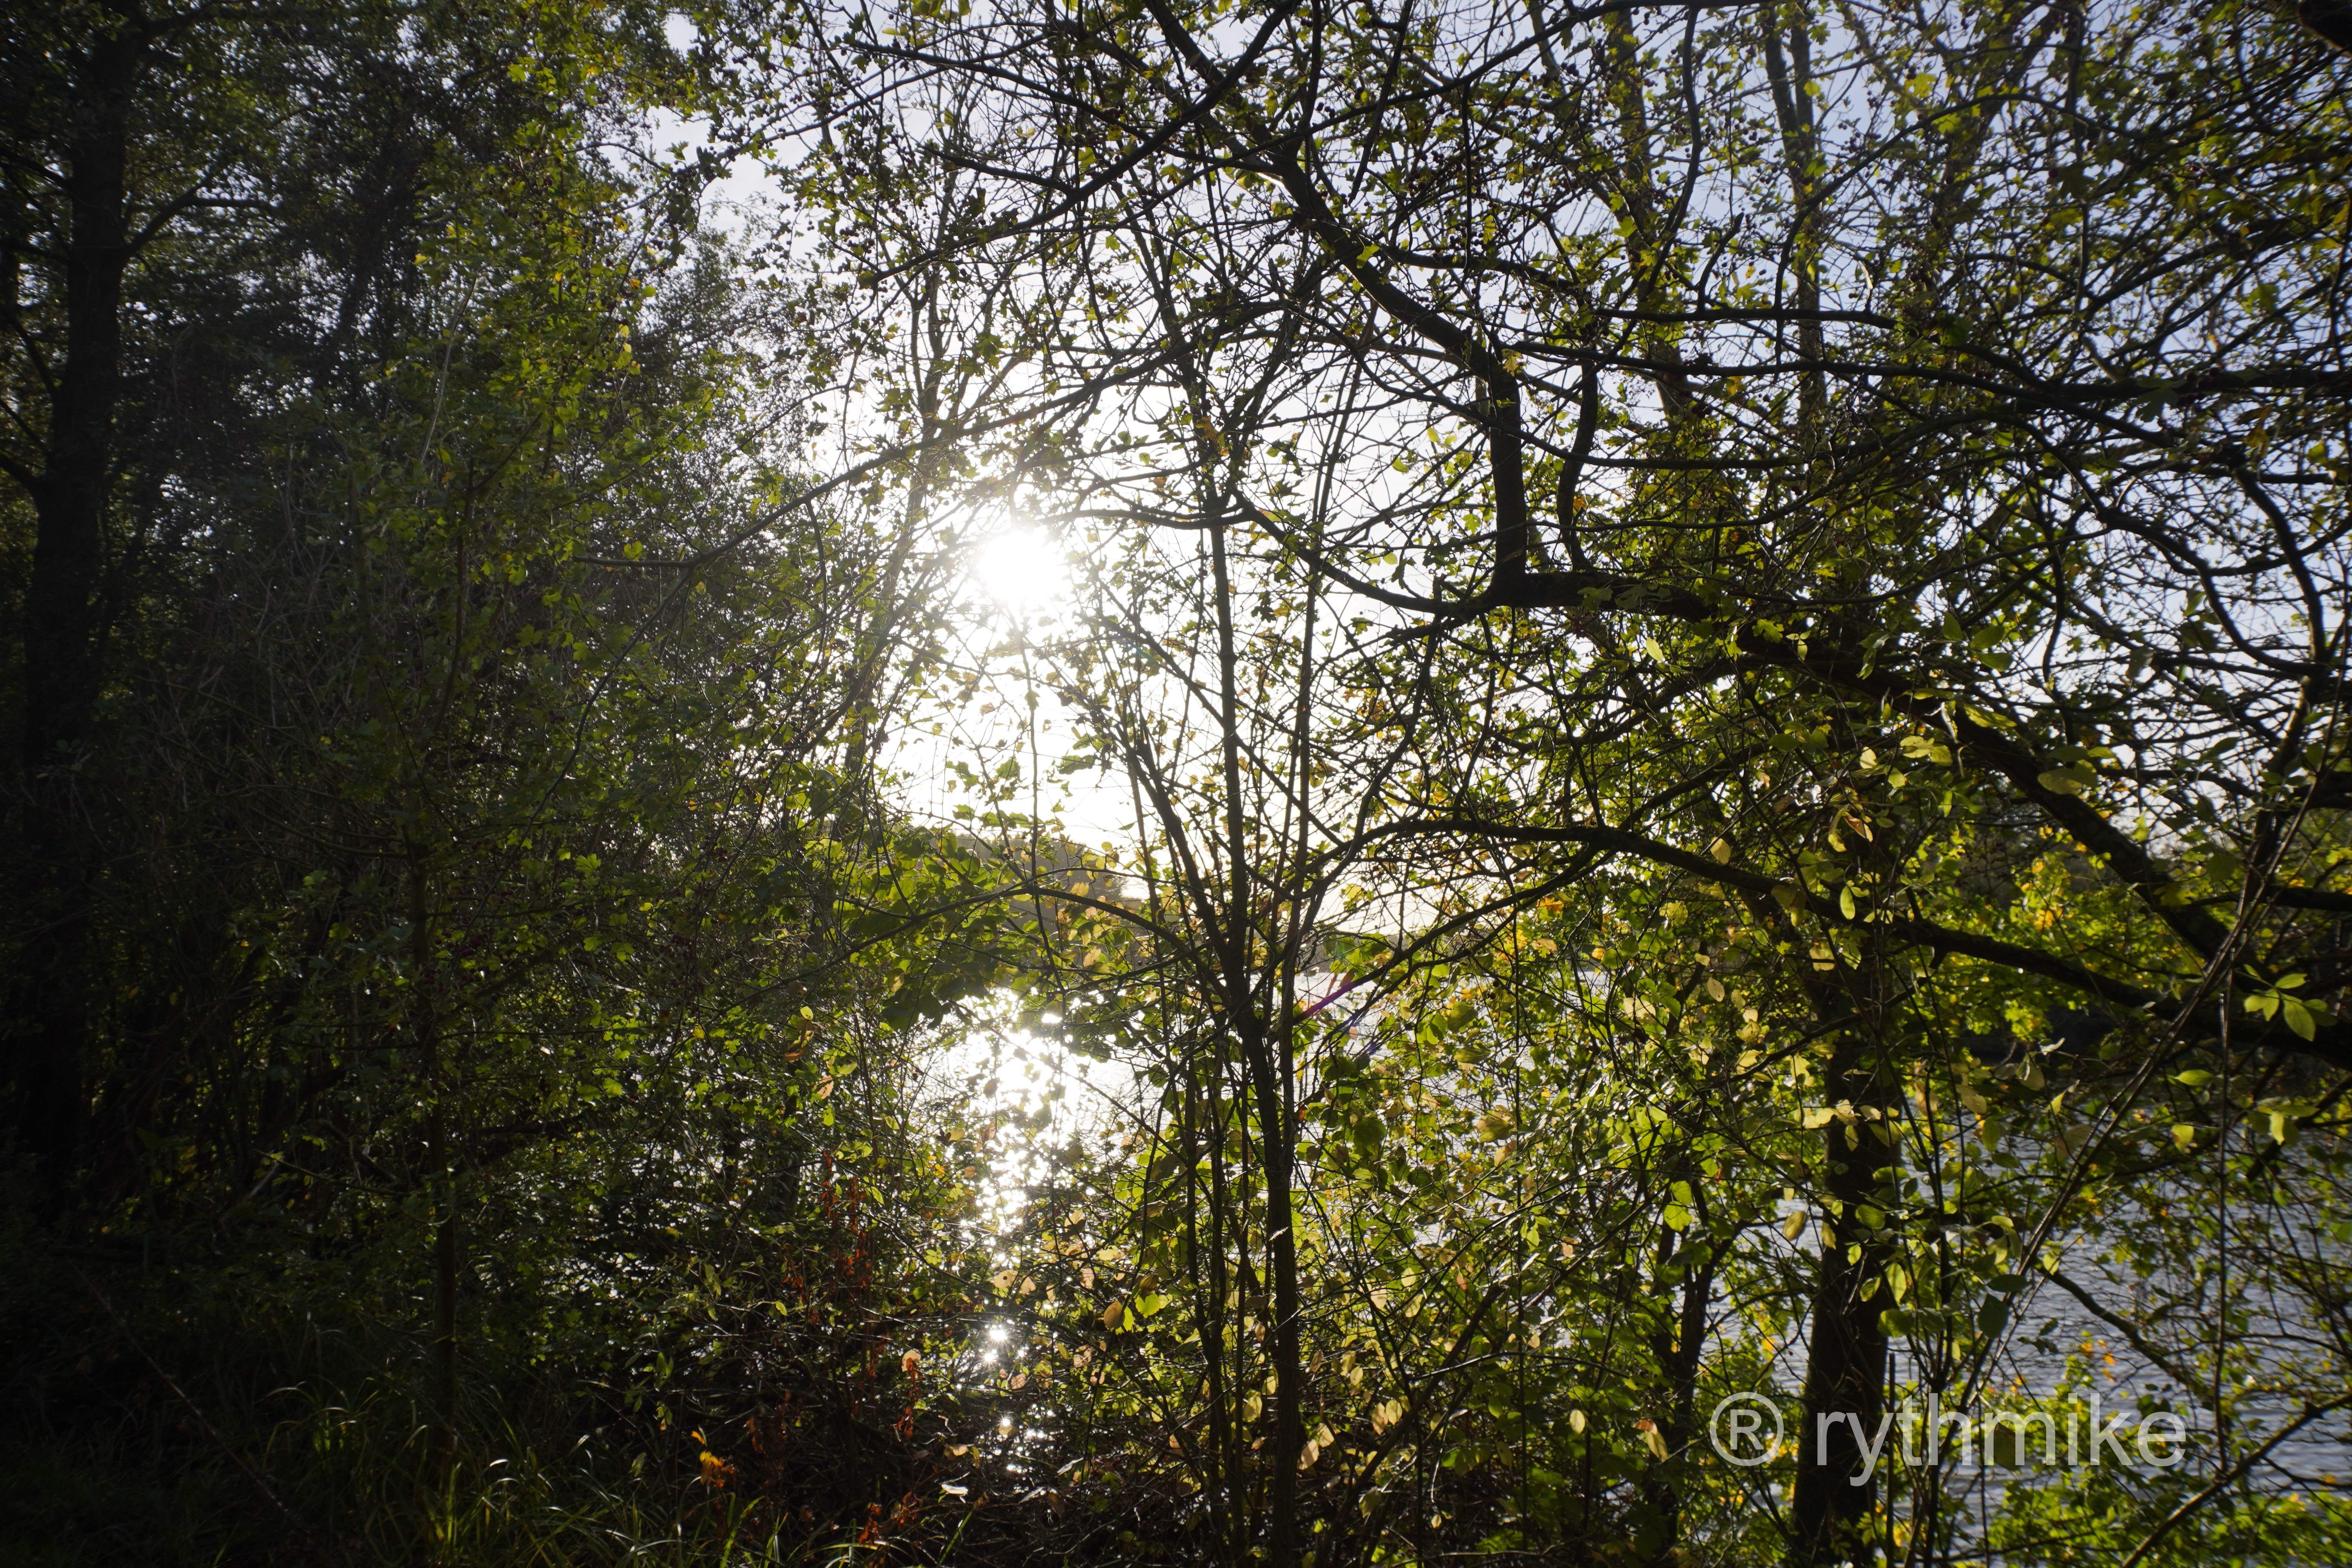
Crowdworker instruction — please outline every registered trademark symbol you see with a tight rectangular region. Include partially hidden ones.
[1709,1392,1784,1467]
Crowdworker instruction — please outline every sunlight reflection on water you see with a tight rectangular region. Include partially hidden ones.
[926,990,1138,1237]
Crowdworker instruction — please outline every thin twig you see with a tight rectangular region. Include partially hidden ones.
[2114,1393,2352,1568]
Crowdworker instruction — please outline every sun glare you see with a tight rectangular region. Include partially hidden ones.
[969,527,1069,612]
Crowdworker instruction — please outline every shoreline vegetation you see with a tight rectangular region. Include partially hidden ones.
[5,1,2350,1564]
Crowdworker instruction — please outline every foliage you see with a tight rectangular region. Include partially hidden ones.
[6,1,2352,1566]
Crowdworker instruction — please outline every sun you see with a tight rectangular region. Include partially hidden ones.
[969,525,1069,612]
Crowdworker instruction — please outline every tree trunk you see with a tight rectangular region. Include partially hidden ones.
[1642,1190,1719,1562]
[1206,495,1304,1568]
[410,850,459,1468]
[1248,1025,1304,1568]
[10,29,144,1200]
[1788,1029,1896,1563]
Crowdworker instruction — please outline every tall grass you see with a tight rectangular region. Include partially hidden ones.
[1,1224,815,1566]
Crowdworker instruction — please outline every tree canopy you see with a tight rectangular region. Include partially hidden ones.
[5,2,2350,1565]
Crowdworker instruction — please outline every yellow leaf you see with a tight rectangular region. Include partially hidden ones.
[1103,1299,1125,1331]
[1782,1208,1807,1240]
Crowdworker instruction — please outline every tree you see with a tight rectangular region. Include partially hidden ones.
[793,0,2352,1560]
[2,4,1019,1556]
